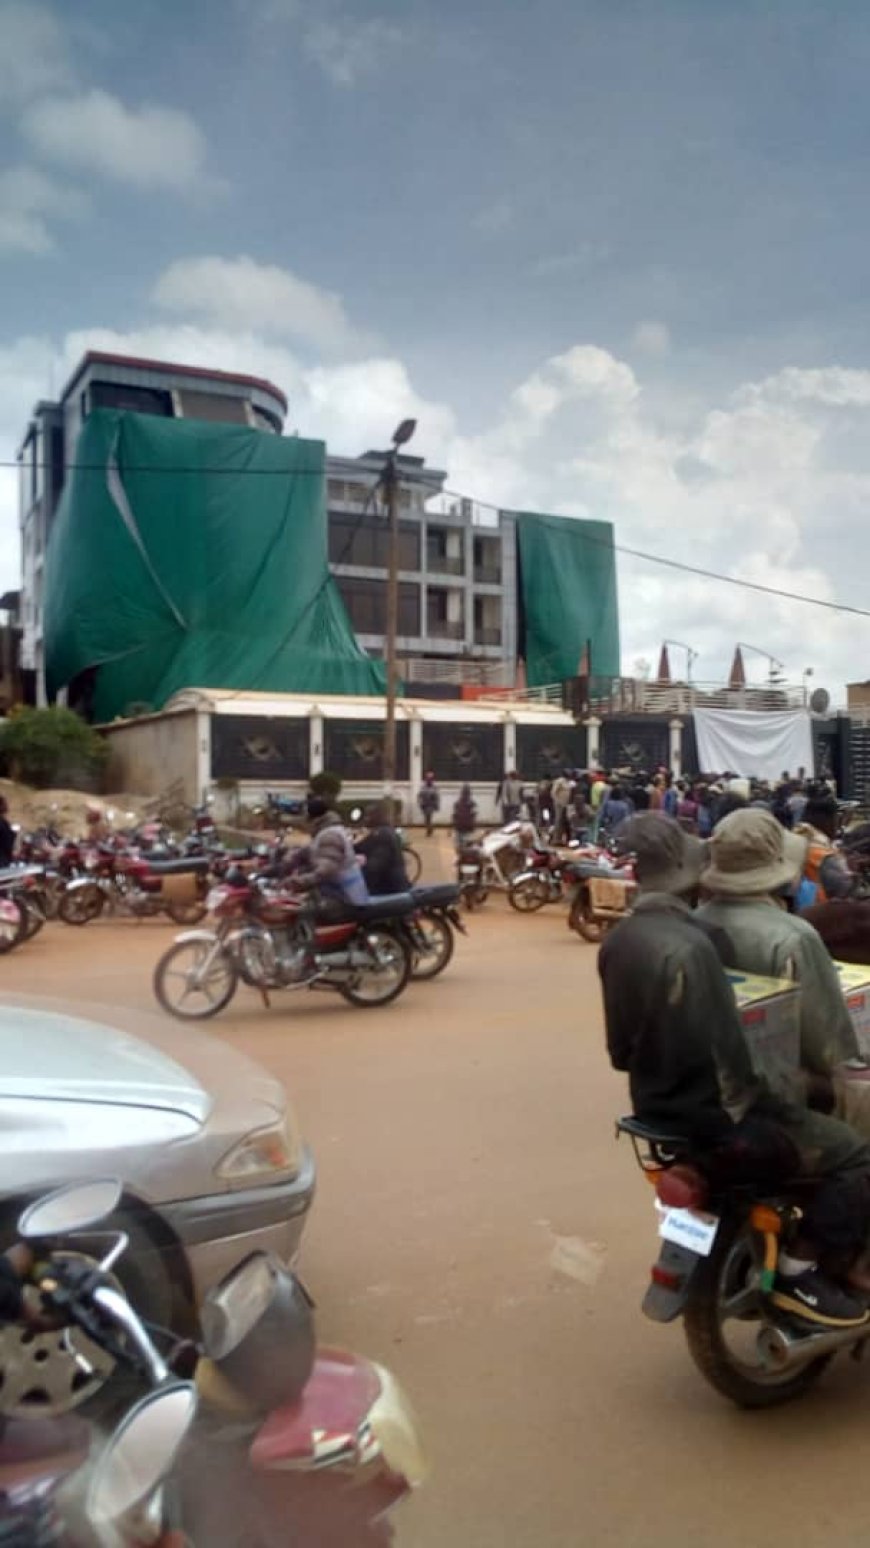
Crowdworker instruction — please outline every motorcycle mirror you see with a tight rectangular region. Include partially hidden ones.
[87,1383,197,1541]
[18,1178,123,1239]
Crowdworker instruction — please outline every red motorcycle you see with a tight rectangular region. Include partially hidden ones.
[59,843,210,927]
[507,844,571,912]
[153,869,415,1019]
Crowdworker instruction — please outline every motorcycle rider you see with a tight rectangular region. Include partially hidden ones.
[795,787,855,903]
[355,803,409,896]
[600,812,870,1329]
[698,808,860,1105]
[290,797,369,908]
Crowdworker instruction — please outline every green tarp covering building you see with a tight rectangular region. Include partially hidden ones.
[515,511,620,686]
[44,411,385,721]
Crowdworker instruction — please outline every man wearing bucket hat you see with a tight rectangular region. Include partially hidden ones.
[699,808,860,1085]
[600,812,870,1328]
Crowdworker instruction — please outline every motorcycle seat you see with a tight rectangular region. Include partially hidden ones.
[347,892,416,921]
[411,883,461,909]
[145,857,211,876]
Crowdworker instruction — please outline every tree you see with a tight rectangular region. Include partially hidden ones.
[0,707,109,790]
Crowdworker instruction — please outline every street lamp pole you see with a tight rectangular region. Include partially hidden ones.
[382,418,417,804]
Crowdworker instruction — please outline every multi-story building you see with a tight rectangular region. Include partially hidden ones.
[17,351,288,700]
[18,351,523,701]
[326,454,518,688]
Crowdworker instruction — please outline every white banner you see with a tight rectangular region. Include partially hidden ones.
[693,708,813,783]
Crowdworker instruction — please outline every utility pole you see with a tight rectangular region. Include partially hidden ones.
[382,418,417,806]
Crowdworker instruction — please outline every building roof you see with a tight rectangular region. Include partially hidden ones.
[59,350,289,414]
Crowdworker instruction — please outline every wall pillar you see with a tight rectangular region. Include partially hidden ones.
[409,712,423,811]
[669,718,684,779]
[309,710,324,779]
[195,709,211,804]
[584,716,602,768]
[503,715,517,773]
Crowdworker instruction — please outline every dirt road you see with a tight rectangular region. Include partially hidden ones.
[5,875,870,1546]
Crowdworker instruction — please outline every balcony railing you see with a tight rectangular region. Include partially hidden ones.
[473,565,502,585]
[399,657,513,686]
[426,619,464,640]
[426,552,465,576]
[474,627,502,647]
[569,677,809,714]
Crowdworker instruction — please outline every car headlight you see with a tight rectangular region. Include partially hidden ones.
[216,1115,302,1184]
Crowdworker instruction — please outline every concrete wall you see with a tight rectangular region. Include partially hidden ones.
[101,709,201,803]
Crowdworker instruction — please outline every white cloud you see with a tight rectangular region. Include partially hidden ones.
[304,13,406,85]
[0,165,88,254]
[153,255,371,355]
[632,320,671,358]
[21,89,210,192]
[3,303,870,703]
[0,1,72,109]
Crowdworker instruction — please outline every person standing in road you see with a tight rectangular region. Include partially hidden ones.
[550,770,574,844]
[417,772,441,837]
[496,770,523,825]
[0,797,15,868]
[452,784,478,849]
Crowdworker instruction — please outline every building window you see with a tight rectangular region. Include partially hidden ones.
[473,594,501,646]
[328,512,420,571]
[336,576,420,637]
[177,389,249,425]
[427,586,464,639]
[426,525,464,576]
[473,535,502,585]
[90,381,174,417]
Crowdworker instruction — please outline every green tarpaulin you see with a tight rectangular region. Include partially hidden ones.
[44,411,385,720]
[514,511,620,686]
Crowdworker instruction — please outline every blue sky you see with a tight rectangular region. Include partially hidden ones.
[3,0,870,694]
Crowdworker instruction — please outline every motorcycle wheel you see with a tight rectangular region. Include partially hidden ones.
[463,885,489,912]
[58,884,105,926]
[568,895,604,943]
[508,876,551,913]
[340,928,411,1007]
[166,897,209,926]
[682,1218,830,1409]
[0,898,26,953]
[403,846,423,885]
[154,939,238,1019]
[21,896,46,940]
[410,913,454,980]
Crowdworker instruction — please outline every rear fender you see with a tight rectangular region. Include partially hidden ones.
[174,928,220,946]
[642,1241,702,1323]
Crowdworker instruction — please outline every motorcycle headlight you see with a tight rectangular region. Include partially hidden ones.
[216,1115,301,1184]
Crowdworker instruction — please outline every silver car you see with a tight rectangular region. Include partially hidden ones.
[0,995,316,1415]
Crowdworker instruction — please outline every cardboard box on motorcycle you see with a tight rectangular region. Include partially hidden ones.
[728,961,870,1134]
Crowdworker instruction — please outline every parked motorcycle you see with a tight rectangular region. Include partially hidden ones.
[566,854,635,942]
[59,846,211,927]
[456,822,535,910]
[153,870,415,1018]
[10,1177,425,1544]
[0,865,49,945]
[507,845,572,912]
[616,1114,870,1408]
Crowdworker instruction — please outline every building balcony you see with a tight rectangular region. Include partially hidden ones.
[426,553,465,577]
[426,619,465,641]
[474,626,502,647]
[473,565,502,586]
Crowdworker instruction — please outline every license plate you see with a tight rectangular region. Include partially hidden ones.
[655,1201,719,1257]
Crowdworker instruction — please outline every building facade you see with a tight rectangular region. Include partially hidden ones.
[326,455,518,688]
[17,352,289,700]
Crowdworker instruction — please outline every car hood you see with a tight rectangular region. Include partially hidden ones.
[0,1007,212,1122]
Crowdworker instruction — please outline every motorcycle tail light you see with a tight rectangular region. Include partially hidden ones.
[655,1165,707,1211]
[651,1264,684,1290]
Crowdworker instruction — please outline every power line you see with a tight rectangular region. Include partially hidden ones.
[12,460,869,621]
[439,488,870,623]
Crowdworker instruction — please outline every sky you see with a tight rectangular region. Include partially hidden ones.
[3,0,870,699]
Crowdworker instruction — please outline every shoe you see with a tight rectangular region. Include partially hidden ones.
[770,1269,870,1329]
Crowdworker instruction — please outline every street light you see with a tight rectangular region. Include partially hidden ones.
[664,639,699,685]
[381,418,417,803]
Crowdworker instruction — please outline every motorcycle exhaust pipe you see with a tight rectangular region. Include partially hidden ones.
[757,1318,870,1372]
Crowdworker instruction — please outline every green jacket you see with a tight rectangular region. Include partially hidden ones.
[698,895,859,1076]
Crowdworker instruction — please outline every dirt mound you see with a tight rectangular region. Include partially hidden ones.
[0,780,155,837]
